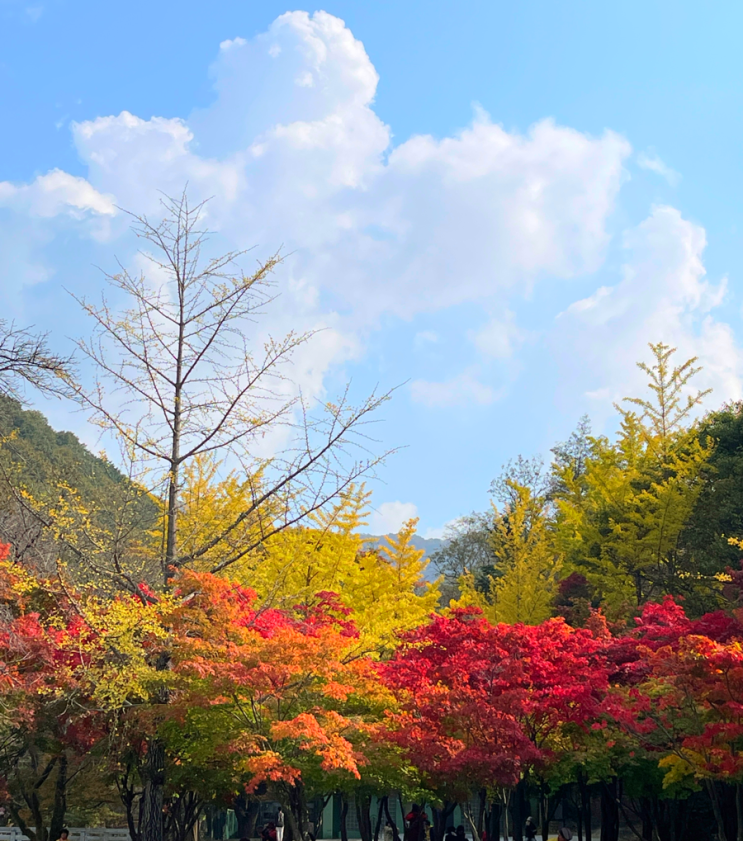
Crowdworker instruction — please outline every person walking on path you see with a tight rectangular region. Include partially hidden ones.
[276,808,285,841]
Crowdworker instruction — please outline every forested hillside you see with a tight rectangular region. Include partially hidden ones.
[0,394,159,576]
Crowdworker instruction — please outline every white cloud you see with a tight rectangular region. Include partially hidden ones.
[369,500,419,535]
[469,310,524,359]
[410,369,499,407]
[0,11,656,419]
[637,151,681,187]
[553,205,743,417]
[423,523,450,540]
[0,169,115,219]
[5,12,630,313]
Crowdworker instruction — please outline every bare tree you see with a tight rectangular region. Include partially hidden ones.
[60,191,391,592]
[0,321,72,400]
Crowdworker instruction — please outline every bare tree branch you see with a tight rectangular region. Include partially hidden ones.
[0,321,73,401]
[58,189,394,589]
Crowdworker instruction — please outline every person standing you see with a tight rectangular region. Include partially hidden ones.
[276,808,285,841]
[405,805,427,841]
[524,818,537,841]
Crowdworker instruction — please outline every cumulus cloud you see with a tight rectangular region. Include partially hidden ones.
[3,9,711,417]
[369,500,419,535]
[553,206,742,418]
[0,169,115,219]
[6,13,630,308]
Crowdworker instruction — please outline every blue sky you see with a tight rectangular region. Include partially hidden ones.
[1,0,742,536]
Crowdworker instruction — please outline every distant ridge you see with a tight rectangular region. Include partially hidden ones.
[359,533,444,582]
[359,533,444,557]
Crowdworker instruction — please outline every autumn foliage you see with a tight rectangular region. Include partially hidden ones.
[6,533,743,841]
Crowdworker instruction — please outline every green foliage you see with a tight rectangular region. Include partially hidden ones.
[679,402,743,610]
[429,512,495,603]
[553,344,713,619]
[453,481,560,624]
[0,394,128,501]
[0,395,159,586]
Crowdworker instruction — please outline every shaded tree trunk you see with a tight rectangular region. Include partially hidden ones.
[285,782,310,841]
[512,781,526,841]
[573,787,583,841]
[375,797,386,841]
[49,753,68,841]
[165,791,203,841]
[340,795,349,841]
[578,773,591,841]
[432,803,456,841]
[357,793,373,841]
[488,802,502,841]
[639,798,653,841]
[705,781,727,841]
[235,794,261,839]
[539,782,550,841]
[383,795,401,841]
[600,780,619,841]
[141,740,166,841]
[477,790,487,841]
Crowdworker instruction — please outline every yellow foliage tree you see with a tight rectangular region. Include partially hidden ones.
[553,343,713,618]
[176,467,439,656]
[453,481,560,625]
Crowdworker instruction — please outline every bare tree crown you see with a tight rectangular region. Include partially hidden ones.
[71,192,390,588]
[0,321,72,401]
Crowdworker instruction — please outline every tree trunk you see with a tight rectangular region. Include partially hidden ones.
[512,782,526,841]
[432,803,455,841]
[141,740,166,841]
[477,790,487,841]
[383,797,401,841]
[639,798,653,841]
[164,288,185,584]
[578,773,591,841]
[706,781,728,841]
[737,784,743,841]
[488,802,502,841]
[49,753,68,841]
[165,792,203,841]
[540,782,549,841]
[357,793,373,841]
[340,796,349,841]
[600,780,619,841]
[374,798,386,841]
[285,783,310,841]
[235,794,261,839]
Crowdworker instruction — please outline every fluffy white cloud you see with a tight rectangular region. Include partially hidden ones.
[5,12,629,316]
[369,500,419,535]
[553,205,742,418]
[0,169,115,219]
[4,9,717,419]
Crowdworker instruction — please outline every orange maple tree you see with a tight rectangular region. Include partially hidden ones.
[164,571,381,839]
